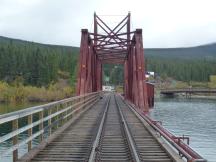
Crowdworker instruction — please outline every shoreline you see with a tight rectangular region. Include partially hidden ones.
[157,94,216,100]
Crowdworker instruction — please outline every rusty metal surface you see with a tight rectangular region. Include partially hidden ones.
[76,13,154,112]
[146,82,154,107]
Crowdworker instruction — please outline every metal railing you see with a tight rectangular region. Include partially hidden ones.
[0,92,101,162]
[119,95,207,162]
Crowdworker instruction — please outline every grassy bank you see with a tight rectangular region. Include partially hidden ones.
[154,77,216,90]
[0,81,75,103]
[173,81,216,89]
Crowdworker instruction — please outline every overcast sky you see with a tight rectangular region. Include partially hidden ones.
[0,0,215,48]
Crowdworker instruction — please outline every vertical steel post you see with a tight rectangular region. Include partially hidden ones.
[124,12,131,99]
[92,53,97,92]
[124,60,129,99]
[94,12,97,47]
[76,29,89,95]
[93,12,98,92]
[128,47,133,101]
[134,29,148,111]
[85,43,93,93]
[96,60,102,91]
[132,46,139,106]
[76,13,99,95]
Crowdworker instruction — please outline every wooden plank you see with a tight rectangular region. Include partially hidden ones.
[48,109,52,136]
[0,95,98,143]
[12,119,18,162]
[28,114,33,151]
[0,92,99,124]
[0,92,101,161]
[17,98,100,162]
[39,111,44,142]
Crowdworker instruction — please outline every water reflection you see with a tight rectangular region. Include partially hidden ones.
[0,99,215,161]
[0,102,44,162]
[149,98,216,162]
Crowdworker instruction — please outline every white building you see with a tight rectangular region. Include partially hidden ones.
[146,71,155,78]
[102,85,115,92]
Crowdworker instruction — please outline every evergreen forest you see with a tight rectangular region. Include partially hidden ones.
[0,36,216,87]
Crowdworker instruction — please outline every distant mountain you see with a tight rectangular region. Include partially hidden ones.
[0,36,79,86]
[145,43,216,59]
[0,36,79,53]
[0,35,216,83]
[1,35,216,59]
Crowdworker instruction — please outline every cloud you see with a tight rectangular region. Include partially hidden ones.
[0,0,215,47]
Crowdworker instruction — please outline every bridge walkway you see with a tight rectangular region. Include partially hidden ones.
[29,95,105,162]
[18,93,182,162]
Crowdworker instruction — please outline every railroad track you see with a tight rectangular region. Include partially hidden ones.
[90,94,177,162]
[116,95,175,162]
[24,93,182,162]
[30,95,109,162]
[93,95,135,162]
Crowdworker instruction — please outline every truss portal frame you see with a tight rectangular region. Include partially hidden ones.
[76,12,153,111]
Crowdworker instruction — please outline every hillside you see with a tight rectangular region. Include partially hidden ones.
[0,36,216,85]
[1,35,216,59]
[0,36,79,86]
[145,43,216,59]
[0,36,79,53]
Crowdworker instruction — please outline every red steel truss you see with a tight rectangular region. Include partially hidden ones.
[76,12,154,111]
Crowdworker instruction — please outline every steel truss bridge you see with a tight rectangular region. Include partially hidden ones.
[76,12,153,111]
[0,13,206,162]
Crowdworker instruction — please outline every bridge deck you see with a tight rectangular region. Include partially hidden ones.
[29,96,105,162]
[18,93,183,162]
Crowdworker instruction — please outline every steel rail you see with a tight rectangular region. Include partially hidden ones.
[114,94,141,162]
[120,95,207,162]
[89,93,141,162]
[88,95,111,162]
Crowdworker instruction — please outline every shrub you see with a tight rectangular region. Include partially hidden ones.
[0,81,75,103]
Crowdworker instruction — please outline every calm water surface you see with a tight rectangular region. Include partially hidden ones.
[149,98,216,162]
[0,102,44,162]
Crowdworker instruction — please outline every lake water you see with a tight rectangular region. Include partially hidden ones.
[149,98,216,162]
[0,102,44,162]
[0,99,216,162]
